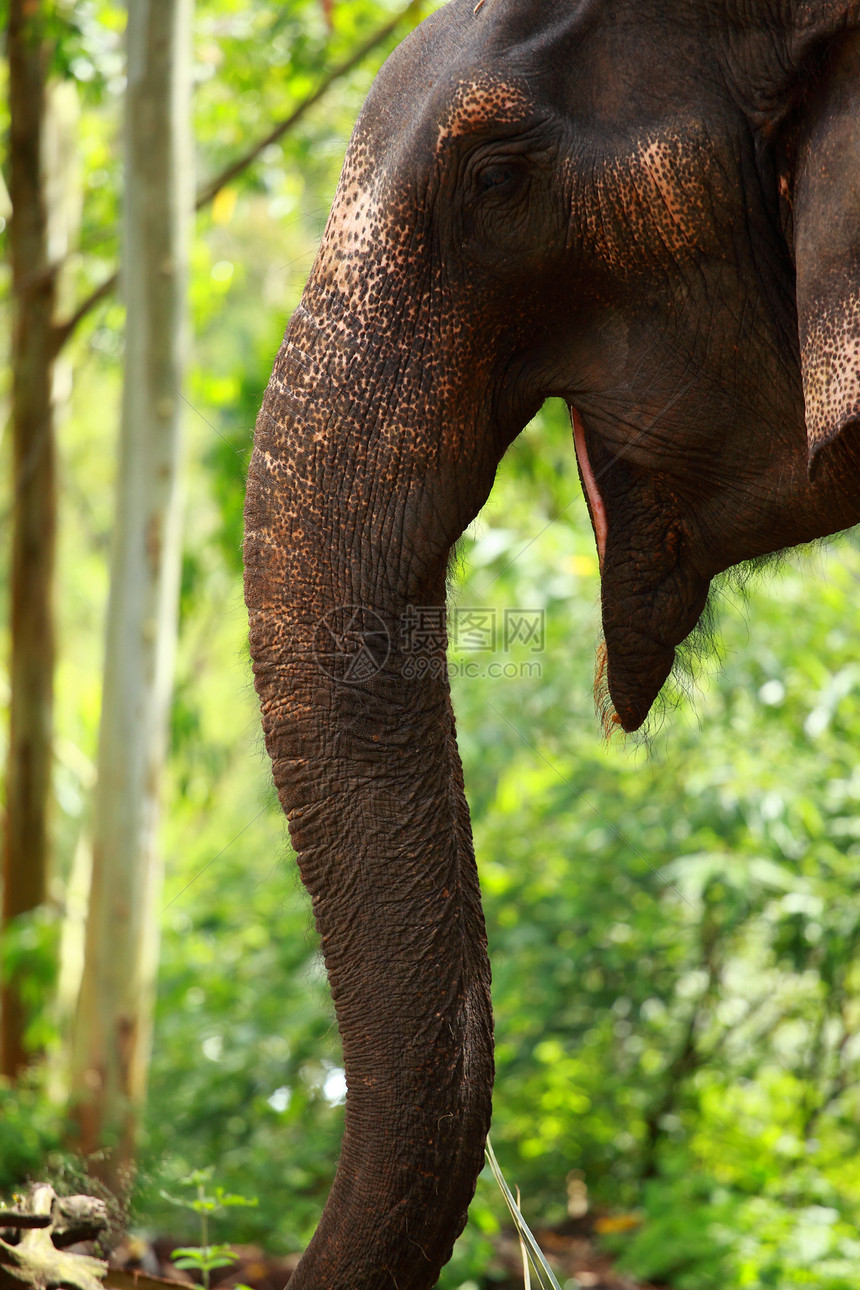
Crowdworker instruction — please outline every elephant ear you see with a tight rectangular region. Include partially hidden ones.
[792,25,860,472]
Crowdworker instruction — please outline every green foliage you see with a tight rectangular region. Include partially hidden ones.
[0,1068,66,1191]
[0,907,62,1061]
[171,1246,239,1281]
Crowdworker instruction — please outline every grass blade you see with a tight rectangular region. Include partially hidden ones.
[515,1187,531,1290]
[484,1137,564,1290]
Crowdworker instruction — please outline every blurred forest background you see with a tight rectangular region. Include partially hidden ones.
[3,2,860,1287]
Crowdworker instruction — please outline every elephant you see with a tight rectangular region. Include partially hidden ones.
[242,1,860,1286]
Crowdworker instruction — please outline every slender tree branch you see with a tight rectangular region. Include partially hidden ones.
[195,0,423,209]
[639,914,727,1181]
[639,1003,703,1181]
[52,269,117,352]
[52,0,423,346]
[802,988,860,1140]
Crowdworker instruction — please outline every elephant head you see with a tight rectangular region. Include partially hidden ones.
[243,2,860,1286]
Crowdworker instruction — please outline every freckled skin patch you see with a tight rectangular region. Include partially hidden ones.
[802,295,860,452]
[578,123,732,269]
[244,3,860,1287]
[436,76,532,145]
[625,132,719,255]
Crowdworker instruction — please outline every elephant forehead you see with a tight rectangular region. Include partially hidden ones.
[436,75,532,148]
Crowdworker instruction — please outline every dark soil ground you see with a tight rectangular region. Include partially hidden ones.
[109,1217,663,1290]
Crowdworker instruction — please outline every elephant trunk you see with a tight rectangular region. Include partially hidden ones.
[243,307,494,1289]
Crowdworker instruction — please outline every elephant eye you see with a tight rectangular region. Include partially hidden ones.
[476,162,521,195]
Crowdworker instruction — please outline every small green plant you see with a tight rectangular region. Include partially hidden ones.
[160,1168,257,1290]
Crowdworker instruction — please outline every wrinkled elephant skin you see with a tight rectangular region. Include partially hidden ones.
[244,3,860,1286]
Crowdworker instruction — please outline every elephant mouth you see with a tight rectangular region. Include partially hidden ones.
[571,406,607,569]
[569,405,711,733]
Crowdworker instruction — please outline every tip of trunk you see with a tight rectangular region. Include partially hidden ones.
[594,635,678,735]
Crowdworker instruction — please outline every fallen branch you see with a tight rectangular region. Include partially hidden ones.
[0,1186,108,1290]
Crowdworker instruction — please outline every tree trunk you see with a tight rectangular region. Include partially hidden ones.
[2,0,59,1081]
[70,0,192,1191]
